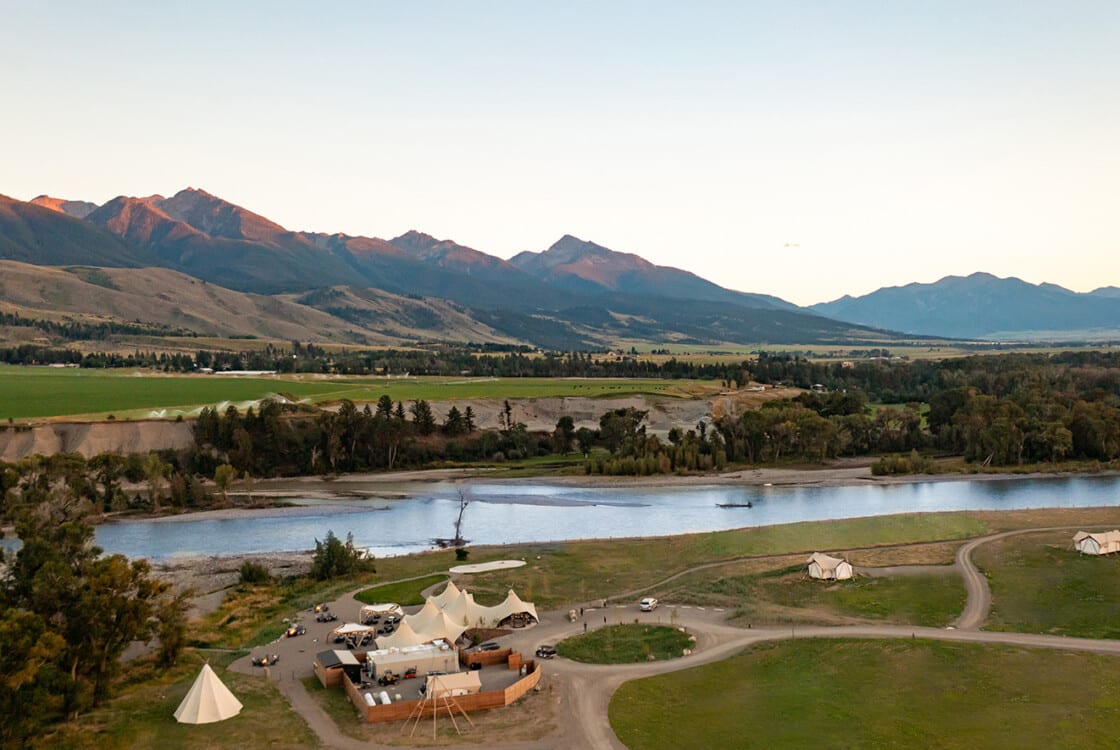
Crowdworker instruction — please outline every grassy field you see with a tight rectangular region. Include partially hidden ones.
[557,624,694,663]
[364,513,989,611]
[610,639,1120,750]
[755,570,965,626]
[40,651,317,750]
[354,574,449,606]
[975,529,1120,639]
[0,364,720,420]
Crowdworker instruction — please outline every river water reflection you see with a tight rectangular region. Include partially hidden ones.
[94,474,1120,560]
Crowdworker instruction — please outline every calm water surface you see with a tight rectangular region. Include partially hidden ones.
[94,475,1120,560]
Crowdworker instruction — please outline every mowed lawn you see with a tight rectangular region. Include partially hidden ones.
[975,530,1120,639]
[0,364,718,420]
[610,639,1120,750]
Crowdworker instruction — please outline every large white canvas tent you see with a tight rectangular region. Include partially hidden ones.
[436,584,538,628]
[1073,530,1120,555]
[807,552,854,580]
[430,580,461,609]
[174,663,243,724]
[375,619,428,649]
[405,599,469,644]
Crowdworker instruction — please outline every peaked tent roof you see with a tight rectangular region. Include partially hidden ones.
[495,589,539,624]
[174,663,243,724]
[431,580,461,609]
[333,622,375,637]
[807,552,847,571]
[405,599,444,632]
[375,619,428,649]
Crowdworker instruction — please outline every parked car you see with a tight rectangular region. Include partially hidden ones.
[476,642,501,652]
[535,645,557,659]
[639,597,659,612]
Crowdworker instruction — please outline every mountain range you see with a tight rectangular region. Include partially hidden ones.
[811,273,1120,339]
[1,187,1117,347]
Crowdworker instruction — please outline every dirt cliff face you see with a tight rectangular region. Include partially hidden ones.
[425,396,711,437]
[0,420,194,462]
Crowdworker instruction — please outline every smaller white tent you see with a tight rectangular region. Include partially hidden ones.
[332,622,376,638]
[174,663,243,724]
[1073,530,1120,555]
[807,552,853,581]
[425,670,481,698]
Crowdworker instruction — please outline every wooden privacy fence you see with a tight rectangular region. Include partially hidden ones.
[343,657,541,724]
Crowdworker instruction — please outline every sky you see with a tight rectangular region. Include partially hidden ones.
[3,1,1118,306]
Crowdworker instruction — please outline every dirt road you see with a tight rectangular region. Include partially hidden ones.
[235,527,1118,749]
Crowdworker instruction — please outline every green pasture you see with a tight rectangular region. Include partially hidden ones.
[42,650,316,750]
[0,364,717,420]
[610,639,1120,750]
[754,570,964,626]
[975,530,1120,639]
[557,624,694,663]
[660,566,965,627]
[354,574,448,607]
[369,513,988,610]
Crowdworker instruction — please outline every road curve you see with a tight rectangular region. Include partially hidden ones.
[241,525,1114,750]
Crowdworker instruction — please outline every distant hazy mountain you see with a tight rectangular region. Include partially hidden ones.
[30,195,99,219]
[811,273,1120,339]
[511,234,797,311]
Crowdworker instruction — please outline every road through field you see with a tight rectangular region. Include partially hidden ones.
[237,527,1118,750]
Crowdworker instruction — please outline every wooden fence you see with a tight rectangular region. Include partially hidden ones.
[343,656,541,724]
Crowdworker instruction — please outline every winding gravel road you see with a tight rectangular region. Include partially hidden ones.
[237,526,1115,749]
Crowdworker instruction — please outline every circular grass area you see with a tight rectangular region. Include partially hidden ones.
[557,624,694,664]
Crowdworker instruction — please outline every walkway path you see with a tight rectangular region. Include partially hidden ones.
[235,525,1114,750]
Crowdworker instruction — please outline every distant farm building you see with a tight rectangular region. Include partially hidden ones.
[807,552,854,580]
[1073,530,1120,555]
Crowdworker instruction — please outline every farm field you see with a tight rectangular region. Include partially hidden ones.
[975,529,1120,639]
[0,364,721,420]
[610,639,1120,750]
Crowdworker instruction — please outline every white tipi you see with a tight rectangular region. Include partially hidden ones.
[174,663,243,724]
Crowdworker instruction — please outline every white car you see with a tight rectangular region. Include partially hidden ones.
[639,597,659,612]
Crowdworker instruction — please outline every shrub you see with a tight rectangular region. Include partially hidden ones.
[239,560,271,584]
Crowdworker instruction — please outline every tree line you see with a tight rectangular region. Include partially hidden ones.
[0,496,187,744]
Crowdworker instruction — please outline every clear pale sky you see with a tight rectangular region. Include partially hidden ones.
[4,2,1118,305]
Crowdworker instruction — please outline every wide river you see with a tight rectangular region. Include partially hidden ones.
[94,474,1120,560]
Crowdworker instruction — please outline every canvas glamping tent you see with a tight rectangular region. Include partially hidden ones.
[807,552,854,580]
[174,663,243,724]
[1073,530,1120,555]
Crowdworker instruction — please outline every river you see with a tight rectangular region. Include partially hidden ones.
[92,474,1120,560]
